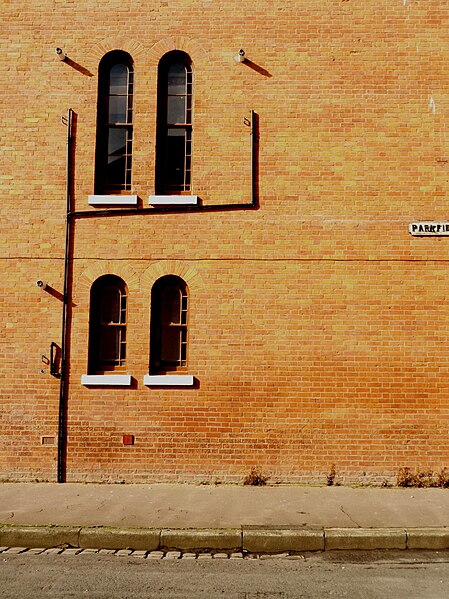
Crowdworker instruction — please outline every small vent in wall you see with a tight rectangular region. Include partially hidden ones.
[41,436,55,446]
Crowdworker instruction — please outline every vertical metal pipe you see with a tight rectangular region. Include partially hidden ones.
[250,109,257,207]
[57,108,73,483]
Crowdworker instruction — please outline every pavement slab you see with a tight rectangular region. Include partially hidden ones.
[1,483,449,529]
[0,482,449,553]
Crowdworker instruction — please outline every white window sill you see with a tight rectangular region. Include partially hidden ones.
[148,195,198,206]
[81,374,132,386]
[88,195,138,206]
[144,375,194,386]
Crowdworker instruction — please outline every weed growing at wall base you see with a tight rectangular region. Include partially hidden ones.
[396,467,449,488]
[243,467,269,486]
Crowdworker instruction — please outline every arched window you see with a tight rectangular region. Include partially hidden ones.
[89,275,128,373]
[95,51,134,194]
[150,276,188,373]
[155,51,193,194]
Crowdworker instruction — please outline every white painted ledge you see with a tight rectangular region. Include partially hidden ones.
[148,195,198,206]
[144,374,194,386]
[88,195,138,206]
[81,374,132,386]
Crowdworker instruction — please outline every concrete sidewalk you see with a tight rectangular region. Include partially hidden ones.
[0,483,448,553]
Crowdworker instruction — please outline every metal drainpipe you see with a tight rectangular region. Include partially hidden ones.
[57,107,73,483]
[55,108,256,482]
[250,109,257,207]
[68,111,258,220]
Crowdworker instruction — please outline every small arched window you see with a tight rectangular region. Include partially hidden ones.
[95,51,134,194]
[150,276,188,373]
[89,275,128,373]
[155,51,193,194]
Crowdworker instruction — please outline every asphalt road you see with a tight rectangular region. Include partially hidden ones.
[1,550,449,598]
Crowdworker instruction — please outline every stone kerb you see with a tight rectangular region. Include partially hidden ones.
[324,528,407,551]
[160,529,241,551]
[243,527,325,553]
[1,525,448,552]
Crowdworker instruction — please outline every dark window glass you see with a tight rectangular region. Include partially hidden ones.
[110,64,129,95]
[156,52,193,194]
[150,276,188,373]
[95,51,134,194]
[89,275,128,373]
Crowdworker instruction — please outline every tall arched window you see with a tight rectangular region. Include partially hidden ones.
[89,275,128,373]
[95,51,134,194]
[150,276,188,373]
[155,51,193,194]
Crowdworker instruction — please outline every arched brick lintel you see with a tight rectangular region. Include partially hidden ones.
[87,36,208,73]
[147,37,209,67]
[141,260,204,293]
[90,37,146,63]
[79,261,140,292]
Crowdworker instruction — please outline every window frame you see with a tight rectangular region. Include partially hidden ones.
[150,275,189,374]
[88,275,128,374]
[95,51,134,195]
[155,51,193,195]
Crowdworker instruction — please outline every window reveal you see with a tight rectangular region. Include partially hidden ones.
[151,276,189,373]
[89,275,128,373]
[156,52,193,194]
[95,52,134,193]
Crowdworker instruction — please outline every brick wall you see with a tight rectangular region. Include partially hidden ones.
[2,0,449,483]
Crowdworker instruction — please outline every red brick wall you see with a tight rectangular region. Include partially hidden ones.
[2,0,449,483]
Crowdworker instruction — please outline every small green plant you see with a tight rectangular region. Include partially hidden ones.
[326,464,337,486]
[243,467,269,486]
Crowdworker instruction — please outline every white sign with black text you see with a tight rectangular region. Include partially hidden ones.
[409,222,449,236]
